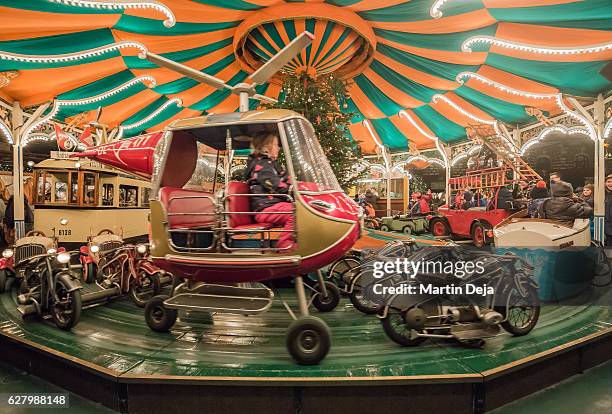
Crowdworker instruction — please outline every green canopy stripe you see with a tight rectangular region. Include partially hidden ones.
[123,38,233,69]
[370,118,408,150]
[414,105,466,143]
[354,74,405,117]
[369,59,444,103]
[113,15,239,35]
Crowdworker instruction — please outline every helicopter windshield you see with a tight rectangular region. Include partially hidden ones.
[283,118,341,193]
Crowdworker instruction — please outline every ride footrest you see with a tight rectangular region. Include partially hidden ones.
[450,322,500,340]
[164,283,274,314]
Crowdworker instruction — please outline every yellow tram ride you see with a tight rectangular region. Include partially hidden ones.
[32,153,151,245]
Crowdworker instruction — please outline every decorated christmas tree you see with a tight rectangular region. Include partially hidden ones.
[267,72,364,190]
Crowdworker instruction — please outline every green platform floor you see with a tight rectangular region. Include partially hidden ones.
[0,283,610,379]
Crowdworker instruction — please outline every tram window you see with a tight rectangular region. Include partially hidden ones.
[36,174,50,203]
[82,173,96,206]
[70,172,79,204]
[102,184,114,206]
[119,185,138,207]
[141,187,151,207]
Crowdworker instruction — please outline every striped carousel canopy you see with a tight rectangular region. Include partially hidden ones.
[0,0,610,153]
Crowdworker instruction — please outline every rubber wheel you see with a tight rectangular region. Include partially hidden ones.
[50,278,82,331]
[311,281,340,312]
[430,218,449,236]
[402,226,412,235]
[286,316,331,365]
[348,280,380,315]
[328,256,360,288]
[381,310,427,346]
[83,263,96,284]
[495,283,540,336]
[0,269,6,293]
[129,272,161,308]
[145,295,177,332]
[380,224,390,232]
[471,223,488,248]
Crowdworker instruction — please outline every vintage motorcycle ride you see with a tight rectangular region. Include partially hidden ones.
[14,245,83,330]
[94,242,163,307]
[1,230,60,293]
[369,245,540,347]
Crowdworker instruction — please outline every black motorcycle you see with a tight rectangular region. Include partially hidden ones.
[15,250,83,330]
[377,249,540,347]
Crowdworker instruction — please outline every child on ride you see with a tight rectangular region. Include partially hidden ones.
[245,132,294,250]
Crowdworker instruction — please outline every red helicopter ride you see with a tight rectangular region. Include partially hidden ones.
[429,125,541,247]
[73,32,362,364]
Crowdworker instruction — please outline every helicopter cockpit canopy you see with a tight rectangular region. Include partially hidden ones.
[153,113,341,194]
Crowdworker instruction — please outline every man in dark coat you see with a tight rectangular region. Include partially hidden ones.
[539,181,592,226]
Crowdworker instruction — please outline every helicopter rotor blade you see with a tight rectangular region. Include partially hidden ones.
[251,94,277,103]
[145,51,229,91]
[248,31,314,86]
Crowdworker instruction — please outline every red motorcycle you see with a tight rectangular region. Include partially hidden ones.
[94,243,165,307]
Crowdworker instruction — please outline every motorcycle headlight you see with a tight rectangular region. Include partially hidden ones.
[57,252,71,264]
[90,245,100,253]
[2,249,13,259]
[136,244,147,254]
[47,248,57,255]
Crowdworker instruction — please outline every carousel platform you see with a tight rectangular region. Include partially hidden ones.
[0,284,610,414]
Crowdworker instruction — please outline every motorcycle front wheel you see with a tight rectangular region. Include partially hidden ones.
[50,278,82,330]
[495,282,540,336]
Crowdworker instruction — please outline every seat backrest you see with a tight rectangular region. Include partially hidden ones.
[226,181,254,227]
[159,187,216,229]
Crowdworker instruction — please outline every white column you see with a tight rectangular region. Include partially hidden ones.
[593,94,605,243]
[11,101,25,239]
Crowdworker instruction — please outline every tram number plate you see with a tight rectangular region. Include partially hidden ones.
[58,229,72,236]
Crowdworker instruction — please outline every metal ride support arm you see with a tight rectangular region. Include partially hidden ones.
[12,101,51,239]
[567,95,606,242]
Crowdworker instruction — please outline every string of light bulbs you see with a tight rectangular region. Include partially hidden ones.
[363,120,391,174]
[116,98,182,139]
[398,110,449,169]
[0,41,148,64]
[455,71,596,141]
[431,94,517,152]
[429,0,451,18]
[47,0,176,27]
[20,75,157,144]
[0,119,13,144]
[461,36,612,55]
[520,126,588,155]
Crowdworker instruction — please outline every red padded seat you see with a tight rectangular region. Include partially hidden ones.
[226,181,256,228]
[160,187,215,229]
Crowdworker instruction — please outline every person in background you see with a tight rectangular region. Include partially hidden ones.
[3,195,34,245]
[409,192,420,213]
[605,175,612,246]
[549,172,561,185]
[245,132,294,250]
[494,186,515,210]
[462,187,474,209]
[365,188,379,206]
[528,180,549,218]
[580,184,594,208]
[514,180,530,200]
[539,181,592,226]
[0,181,9,248]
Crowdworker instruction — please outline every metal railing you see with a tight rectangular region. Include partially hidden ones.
[166,194,219,252]
[160,191,296,254]
[220,193,295,252]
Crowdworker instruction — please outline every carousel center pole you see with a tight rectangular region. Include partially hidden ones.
[593,94,605,243]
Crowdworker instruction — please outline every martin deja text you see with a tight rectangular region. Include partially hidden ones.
[373,283,495,297]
